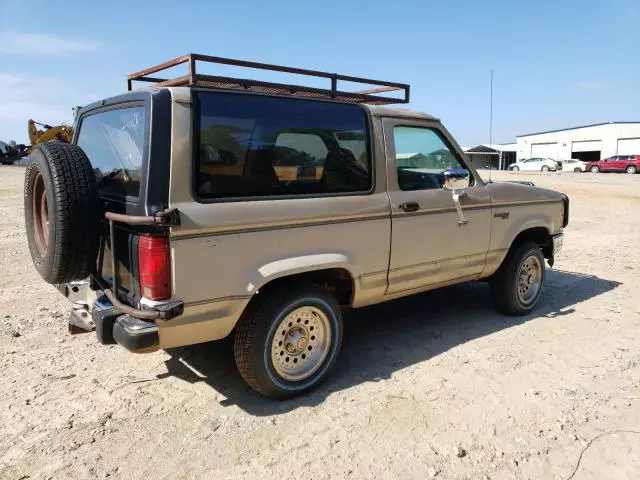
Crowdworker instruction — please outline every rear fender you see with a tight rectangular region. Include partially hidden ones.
[248,253,355,294]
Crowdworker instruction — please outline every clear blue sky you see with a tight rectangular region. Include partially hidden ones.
[1,0,638,146]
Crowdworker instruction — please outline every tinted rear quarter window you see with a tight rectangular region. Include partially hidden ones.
[195,92,372,199]
[76,106,147,198]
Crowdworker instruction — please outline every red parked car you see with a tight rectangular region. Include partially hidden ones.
[586,155,640,174]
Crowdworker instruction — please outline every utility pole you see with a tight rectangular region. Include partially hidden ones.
[490,70,494,168]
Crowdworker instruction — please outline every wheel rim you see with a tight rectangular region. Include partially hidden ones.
[542,166,549,172]
[32,172,49,256]
[517,255,542,305]
[574,168,581,172]
[591,166,599,172]
[270,306,332,381]
[627,166,636,174]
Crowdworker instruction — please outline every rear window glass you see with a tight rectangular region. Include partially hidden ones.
[195,92,371,199]
[77,106,147,198]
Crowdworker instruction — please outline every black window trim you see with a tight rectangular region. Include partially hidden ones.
[391,123,478,192]
[191,90,376,204]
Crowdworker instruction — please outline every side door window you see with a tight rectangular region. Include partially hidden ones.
[393,126,472,191]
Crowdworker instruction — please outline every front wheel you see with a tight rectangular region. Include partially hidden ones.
[511,166,519,172]
[590,165,600,173]
[626,165,637,174]
[490,241,546,316]
[234,284,343,398]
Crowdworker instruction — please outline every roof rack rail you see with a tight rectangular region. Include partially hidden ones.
[127,53,410,105]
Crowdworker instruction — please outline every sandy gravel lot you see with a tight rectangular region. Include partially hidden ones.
[1,166,639,480]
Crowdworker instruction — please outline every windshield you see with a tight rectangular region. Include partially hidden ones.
[76,106,147,198]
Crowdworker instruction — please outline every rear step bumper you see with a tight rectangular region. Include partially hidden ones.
[66,302,159,353]
[57,281,166,353]
[91,298,159,353]
[112,315,159,353]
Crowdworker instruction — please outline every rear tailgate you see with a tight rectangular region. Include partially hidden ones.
[73,90,171,307]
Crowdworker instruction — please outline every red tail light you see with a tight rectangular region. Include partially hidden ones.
[138,236,171,300]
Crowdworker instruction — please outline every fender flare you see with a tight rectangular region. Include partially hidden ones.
[246,253,356,294]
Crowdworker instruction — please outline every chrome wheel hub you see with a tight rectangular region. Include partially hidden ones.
[270,306,331,381]
[517,255,542,305]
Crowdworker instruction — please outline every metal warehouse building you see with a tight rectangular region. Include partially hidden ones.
[465,144,517,170]
[516,122,640,163]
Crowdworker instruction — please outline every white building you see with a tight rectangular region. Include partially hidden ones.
[516,122,640,162]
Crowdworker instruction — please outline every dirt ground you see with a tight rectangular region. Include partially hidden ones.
[1,166,640,480]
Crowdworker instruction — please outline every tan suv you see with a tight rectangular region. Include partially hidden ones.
[23,54,568,398]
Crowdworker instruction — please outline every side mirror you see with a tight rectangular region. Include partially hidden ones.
[443,168,470,191]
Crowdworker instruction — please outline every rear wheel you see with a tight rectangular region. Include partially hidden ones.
[574,167,582,173]
[541,165,549,172]
[626,165,637,174]
[490,241,545,316]
[590,165,600,173]
[234,284,343,398]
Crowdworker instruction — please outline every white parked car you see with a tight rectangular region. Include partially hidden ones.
[509,158,558,172]
[560,159,588,172]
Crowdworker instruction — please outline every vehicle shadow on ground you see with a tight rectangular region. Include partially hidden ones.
[161,269,620,415]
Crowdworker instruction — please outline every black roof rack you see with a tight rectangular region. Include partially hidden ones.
[127,53,410,105]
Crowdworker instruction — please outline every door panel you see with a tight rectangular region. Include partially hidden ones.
[383,119,492,294]
[605,156,623,171]
[523,159,538,171]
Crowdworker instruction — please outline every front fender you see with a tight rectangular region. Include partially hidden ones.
[502,213,554,250]
[485,197,562,277]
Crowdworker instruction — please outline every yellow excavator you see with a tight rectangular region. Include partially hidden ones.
[27,119,73,154]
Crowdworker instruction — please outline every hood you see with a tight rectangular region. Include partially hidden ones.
[487,180,564,204]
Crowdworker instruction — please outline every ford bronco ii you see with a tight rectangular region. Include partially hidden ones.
[24,54,568,398]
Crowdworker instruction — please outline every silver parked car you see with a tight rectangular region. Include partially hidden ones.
[560,159,588,172]
[508,158,559,172]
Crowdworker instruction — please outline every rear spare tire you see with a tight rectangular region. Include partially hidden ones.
[24,142,101,284]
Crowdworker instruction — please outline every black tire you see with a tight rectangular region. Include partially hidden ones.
[574,167,581,173]
[490,241,545,316]
[590,165,599,173]
[24,142,101,284]
[626,165,637,174]
[541,165,549,172]
[234,284,343,399]
[512,166,519,171]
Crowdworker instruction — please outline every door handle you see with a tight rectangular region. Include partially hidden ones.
[399,202,420,213]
